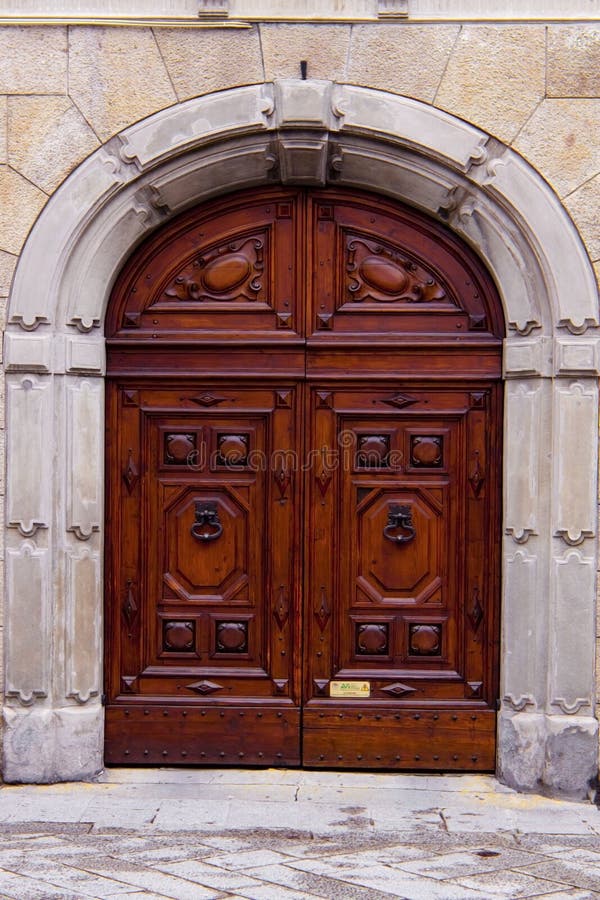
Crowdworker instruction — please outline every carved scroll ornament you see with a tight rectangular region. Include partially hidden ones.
[161,235,265,303]
[346,235,447,304]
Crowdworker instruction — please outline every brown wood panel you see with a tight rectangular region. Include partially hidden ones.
[105,186,503,770]
[302,709,496,770]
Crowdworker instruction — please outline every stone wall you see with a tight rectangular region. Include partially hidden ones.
[0,19,599,750]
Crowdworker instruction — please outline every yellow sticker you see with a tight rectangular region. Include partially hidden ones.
[329,680,370,698]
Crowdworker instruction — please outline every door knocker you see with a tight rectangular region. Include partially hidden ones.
[191,501,223,542]
[383,504,416,544]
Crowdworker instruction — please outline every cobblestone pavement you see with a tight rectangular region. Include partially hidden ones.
[0,769,599,899]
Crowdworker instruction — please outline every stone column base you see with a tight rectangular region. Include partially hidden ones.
[497,709,599,800]
[2,705,103,784]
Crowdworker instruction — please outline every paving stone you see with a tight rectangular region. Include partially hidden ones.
[0,25,67,93]
[532,892,600,899]
[155,25,263,102]
[453,868,568,897]
[0,856,137,898]
[155,859,266,891]
[347,24,459,103]
[110,893,178,900]
[63,855,222,899]
[116,845,218,865]
[547,25,600,98]
[235,886,324,900]
[203,849,296,870]
[554,849,600,864]
[394,847,546,880]
[0,867,83,900]
[514,861,600,892]
[234,863,385,899]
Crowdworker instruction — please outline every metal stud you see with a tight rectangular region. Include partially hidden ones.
[452,715,458,721]
[125,710,130,716]
[413,713,421,720]
[182,711,188,717]
[143,749,149,756]
[219,751,225,757]
[124,750,130,756]
[162,750,168,756]
[181,751,187,757]
[144,709,149,716]
[415,755,420,761]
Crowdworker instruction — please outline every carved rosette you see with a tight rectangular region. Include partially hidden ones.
[161,234,266,303]
[345,235,447,304]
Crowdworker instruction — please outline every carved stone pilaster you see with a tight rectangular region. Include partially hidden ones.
[66,378,103,541]
[65,548,101,704]
[553,380,597,547]
[6,375,52,538]
[5,541,50,706]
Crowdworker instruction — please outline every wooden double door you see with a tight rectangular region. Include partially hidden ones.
[105,188,503,770]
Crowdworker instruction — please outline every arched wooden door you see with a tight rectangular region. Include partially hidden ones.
[105,187,503,770]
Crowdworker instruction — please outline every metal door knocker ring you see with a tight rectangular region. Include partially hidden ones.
[384,504,416,544]
[191,501,223,542]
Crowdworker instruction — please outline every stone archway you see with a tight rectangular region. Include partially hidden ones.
[3,81,599,797]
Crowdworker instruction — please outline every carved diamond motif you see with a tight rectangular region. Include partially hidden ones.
[122,580,138,628]
[468,587,484,631]
[315,587,331,631]
[273,585,290,630]
[274,466,291,500]
[382,393,419,409]
[189,393,226,407]
[123,450,139,494]
[469,450,485,498]
[381,682,416,697]
[185,680,224,695]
